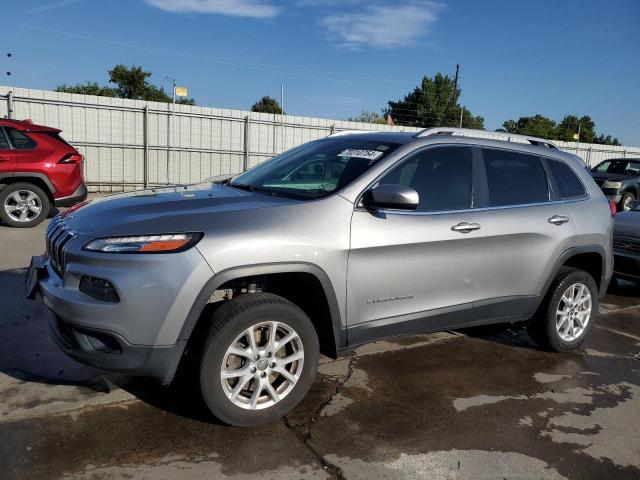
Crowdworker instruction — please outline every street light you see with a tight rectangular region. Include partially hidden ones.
[163,77,188,185]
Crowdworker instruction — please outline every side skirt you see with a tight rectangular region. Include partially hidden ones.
[346,296,539,349]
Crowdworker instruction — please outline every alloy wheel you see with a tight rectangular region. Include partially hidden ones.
[4,190,43,223]
[220,321,304,410]
[555,282,592,342]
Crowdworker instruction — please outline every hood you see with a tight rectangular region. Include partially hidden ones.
[591,172,631,184]
[614,211,640,238]
[61,183,300,235]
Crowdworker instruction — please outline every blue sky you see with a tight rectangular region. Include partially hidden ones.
[3,0,640,144]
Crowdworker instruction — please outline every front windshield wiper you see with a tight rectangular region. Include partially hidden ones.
[228,183,283,197]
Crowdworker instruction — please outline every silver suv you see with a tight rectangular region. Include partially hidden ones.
[26,128,613,426]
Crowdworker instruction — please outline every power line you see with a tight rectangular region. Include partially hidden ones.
[9,22,431,90]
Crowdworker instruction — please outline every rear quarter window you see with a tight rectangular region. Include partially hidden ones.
[6,128,37,149]
[547,159,586,200]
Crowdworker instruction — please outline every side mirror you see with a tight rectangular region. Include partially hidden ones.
[362,184,419,210]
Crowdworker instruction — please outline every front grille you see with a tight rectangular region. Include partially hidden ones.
[46,217,74,277]
[613,236,640,254]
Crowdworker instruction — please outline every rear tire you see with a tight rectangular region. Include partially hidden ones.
[199,293,319,427]
[0,182,50,228]
[528,267,598,352]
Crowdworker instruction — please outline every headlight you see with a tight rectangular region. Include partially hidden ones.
[603,181,622,189]
[83,233,202,253]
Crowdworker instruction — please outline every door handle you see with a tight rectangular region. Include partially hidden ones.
[451,222,481,233]
[548,215,570,225]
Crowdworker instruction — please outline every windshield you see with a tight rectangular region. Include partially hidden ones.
[593,160,640,175]
[229,138,402,200]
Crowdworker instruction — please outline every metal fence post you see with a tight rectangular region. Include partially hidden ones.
[330,124,335,136]
[244,115,250,172]
[7,91,13,119]
[143,105,149,188]
[586,148,592,167]
[167,104,172,185]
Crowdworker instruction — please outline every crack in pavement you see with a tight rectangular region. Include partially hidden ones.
[282,357,356,480]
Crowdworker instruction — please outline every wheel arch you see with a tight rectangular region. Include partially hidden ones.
[178,263,346,359]
[0,172,56,202]
[542,245,608,300]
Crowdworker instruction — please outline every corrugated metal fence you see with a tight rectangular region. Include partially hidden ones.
[1,86,638,191]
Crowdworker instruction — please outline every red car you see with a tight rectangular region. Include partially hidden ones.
[0,119,87,227]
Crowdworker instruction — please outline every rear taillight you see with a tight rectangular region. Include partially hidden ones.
[609,200,617,216]
[58,152,83,164]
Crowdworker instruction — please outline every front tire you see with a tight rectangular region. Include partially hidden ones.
[199,293,319,427]
[529,268,598,352]
[0,182,50,228]
[620,191,636,211]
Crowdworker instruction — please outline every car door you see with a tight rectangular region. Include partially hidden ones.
[0,127,17,176]
[346,145,485,343]
[471,147,576,319]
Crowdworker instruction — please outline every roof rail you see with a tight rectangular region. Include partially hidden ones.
[329,129,377,137]
[415,127,558,150]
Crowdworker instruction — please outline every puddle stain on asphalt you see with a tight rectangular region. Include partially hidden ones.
[300,322,640,480]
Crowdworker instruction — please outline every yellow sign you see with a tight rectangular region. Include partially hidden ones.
[573,133,579,140]
[174,86,188,97]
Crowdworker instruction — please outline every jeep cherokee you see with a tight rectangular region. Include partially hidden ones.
[26,128,613,426]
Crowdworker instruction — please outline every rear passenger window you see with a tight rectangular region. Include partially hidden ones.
[548,159,586,199]
[6,128,36,149]
[0,129,10,150]
[379,146,473,212]
[482,149,549,207]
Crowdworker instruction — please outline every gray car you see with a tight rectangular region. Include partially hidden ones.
[26,128,613,426]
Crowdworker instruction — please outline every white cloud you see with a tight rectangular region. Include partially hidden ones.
[28,0,86,14]
[319,1,444,49]
[146,0,280,18]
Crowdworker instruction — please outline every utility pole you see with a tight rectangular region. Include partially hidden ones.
[451,64,460,122]
[459,105,464,128]
[5,52,13,119]
[164,76,176,185]
[280,83,285,153]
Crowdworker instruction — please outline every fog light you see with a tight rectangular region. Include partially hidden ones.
[79,276,120,303]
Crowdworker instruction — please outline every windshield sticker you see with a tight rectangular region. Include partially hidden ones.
[338,149,384,161]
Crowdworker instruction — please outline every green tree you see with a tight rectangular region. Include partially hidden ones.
[502,113,620,144]
[251,96,284,114]
[347,111,386,124]
[556,115,596,143]
[56,65,196,105]
[593,134,621,146]
[386,73,484,129]
[502,115,557,139]
[54,81,116,97]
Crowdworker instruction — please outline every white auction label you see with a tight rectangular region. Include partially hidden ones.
[338,149,384,161]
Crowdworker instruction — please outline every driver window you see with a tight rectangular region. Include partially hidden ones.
[379,146,473,212]
[627,162,640,174]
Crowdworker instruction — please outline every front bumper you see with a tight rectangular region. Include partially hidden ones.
[54,183,88,207]
[47,307,186,384]
[29,242,214,383]
[613,250,640,283]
